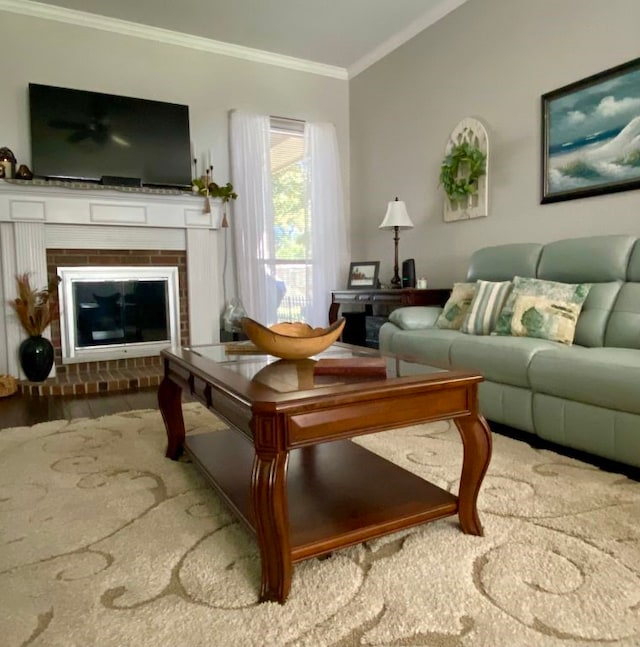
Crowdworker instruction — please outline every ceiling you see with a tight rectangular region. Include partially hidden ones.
[14,0,468,77]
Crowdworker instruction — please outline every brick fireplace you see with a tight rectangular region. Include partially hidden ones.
[0,181,223,395]
[21,248,190,396]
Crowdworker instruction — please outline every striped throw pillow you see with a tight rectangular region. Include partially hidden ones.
[460,280,512,335]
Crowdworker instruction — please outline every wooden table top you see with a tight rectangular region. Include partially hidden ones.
[161,342,481,408]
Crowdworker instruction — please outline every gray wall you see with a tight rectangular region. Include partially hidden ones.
[350,0,640,288]
[0,11,349,300]
[0,13,349,188]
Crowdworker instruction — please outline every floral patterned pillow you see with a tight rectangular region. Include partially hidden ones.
[435,282,476,330]
[493,276,591,344]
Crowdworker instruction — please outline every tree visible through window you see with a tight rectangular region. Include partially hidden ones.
[270,120,311,323]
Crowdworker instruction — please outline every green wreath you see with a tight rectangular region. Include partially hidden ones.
[439,141,487,202]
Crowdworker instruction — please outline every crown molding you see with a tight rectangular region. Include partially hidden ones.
[348,0,468,78]
[0,0,348,80]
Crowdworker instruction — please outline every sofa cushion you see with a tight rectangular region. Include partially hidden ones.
[573,282,621,348]
[627,239,640,282]
[529,346,640,415]
[435,282,476,330]
[460,280,512,335]
[449,334,561,387]
[537,236,635,348]
[493,276,591,344]
[466,243,542,282]
[605,283,640,350]
[537,235,635,283]
[611,240,640,348]
[389,306,442,330]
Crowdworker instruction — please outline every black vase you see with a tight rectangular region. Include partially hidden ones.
[19,335,54,382]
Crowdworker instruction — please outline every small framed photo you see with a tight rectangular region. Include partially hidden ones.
[347,261,380,289]
[541,56,640,203]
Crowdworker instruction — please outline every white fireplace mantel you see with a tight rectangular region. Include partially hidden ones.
[0,179,222,229]
[0,180,223,378]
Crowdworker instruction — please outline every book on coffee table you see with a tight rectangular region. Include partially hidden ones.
[224,341,261,353]
[312,357,387,377]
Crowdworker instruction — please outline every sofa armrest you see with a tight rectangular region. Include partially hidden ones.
[389,306,443,330]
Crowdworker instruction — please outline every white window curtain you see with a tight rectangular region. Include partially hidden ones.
[229,111,280,324]
[305,121,347,327]
[230,111,347,327]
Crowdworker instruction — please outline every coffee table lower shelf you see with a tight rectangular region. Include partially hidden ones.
[185,429,459,562]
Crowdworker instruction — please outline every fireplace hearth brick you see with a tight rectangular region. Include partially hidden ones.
[17,363,164,397]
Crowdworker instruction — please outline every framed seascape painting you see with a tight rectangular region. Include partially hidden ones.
[541,57,640,203]
[347,261,379,289]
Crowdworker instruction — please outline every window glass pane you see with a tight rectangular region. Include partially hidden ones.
[270,122,311,322]
[271,130,307,261]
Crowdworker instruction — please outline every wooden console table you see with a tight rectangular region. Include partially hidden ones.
[329,288,450,347]
[329,288,450,324]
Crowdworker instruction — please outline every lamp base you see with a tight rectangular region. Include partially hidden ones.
[391,225,402,288]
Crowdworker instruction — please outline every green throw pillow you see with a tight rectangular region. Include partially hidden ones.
[435,282,476,330]
[493,276,591,345]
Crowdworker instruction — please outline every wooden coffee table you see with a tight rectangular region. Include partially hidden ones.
[158,343,492,604]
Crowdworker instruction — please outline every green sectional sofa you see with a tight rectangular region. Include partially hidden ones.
[378,235,640,468]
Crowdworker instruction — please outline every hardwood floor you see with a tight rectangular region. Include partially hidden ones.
[0,388,161,429]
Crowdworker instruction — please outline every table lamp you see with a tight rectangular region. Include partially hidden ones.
[379,197,414,288]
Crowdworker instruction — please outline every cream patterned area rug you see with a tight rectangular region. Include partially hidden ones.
[1,403,639,647]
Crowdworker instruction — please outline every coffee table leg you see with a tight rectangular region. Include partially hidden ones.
[158,376,185,460]
[251,449,292,603]
[454,414,492,536]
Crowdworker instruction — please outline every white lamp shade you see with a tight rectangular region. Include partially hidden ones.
[379,199,414,230]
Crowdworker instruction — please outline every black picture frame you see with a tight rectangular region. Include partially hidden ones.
[347,261,380,289]
[541,57,640,204]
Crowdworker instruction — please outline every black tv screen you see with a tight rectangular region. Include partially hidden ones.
[28,83,192,188]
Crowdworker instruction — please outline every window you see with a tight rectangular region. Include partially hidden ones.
[230,111,346,327]
[270,118,310,323]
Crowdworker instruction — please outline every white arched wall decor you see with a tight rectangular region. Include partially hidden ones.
[442,117,489,222]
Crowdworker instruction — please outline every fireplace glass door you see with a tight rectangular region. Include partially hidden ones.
[74,280,169,347]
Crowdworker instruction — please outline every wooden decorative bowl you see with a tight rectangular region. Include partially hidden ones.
[240,317,346,360]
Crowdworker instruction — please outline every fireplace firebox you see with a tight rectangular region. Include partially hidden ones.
[58,266,180,363]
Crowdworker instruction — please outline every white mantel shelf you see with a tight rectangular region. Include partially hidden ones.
[0,179,222,229]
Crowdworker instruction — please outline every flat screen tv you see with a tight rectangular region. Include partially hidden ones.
[28,83,192,188]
